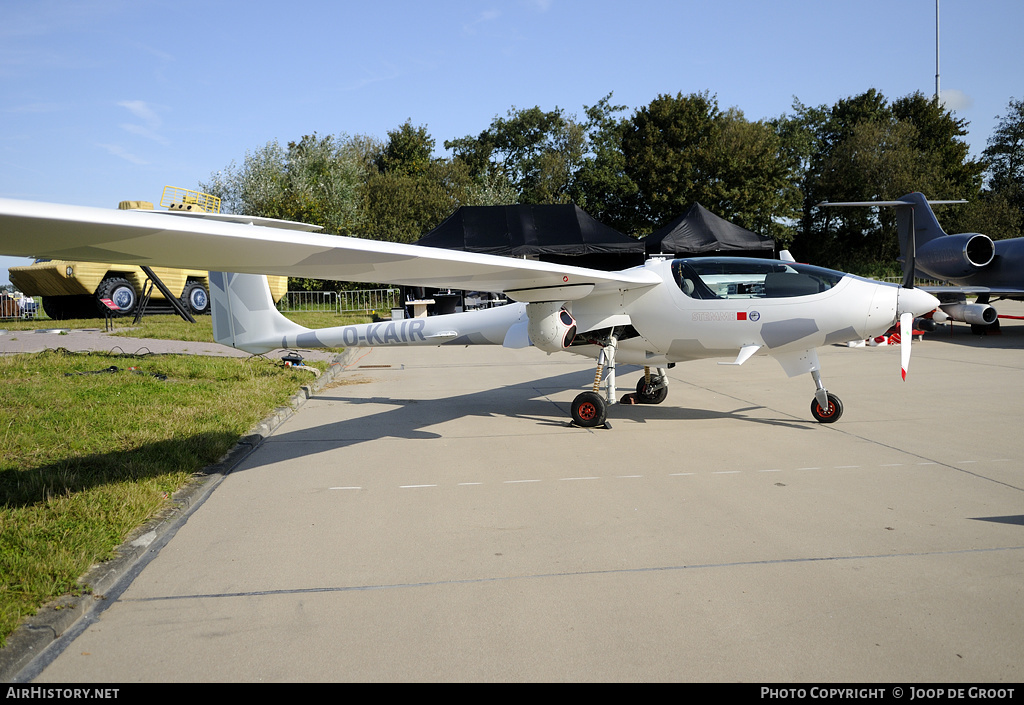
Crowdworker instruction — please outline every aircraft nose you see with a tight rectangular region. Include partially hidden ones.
[897,286,940,317]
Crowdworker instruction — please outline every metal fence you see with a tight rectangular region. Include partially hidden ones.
[0,295,39,320]
[276,288,400,314]
[880,277,946,287]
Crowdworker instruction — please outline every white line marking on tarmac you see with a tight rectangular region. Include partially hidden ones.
[331,459,1012,493]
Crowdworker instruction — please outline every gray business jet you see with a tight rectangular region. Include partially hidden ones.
[820,192,1022,333]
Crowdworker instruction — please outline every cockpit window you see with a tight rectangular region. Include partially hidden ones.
[672,258,845,299]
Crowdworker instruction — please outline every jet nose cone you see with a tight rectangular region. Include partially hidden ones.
[897,286,940,317]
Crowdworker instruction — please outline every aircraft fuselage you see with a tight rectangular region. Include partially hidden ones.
[574,258,906,366]
[298,257,928,373]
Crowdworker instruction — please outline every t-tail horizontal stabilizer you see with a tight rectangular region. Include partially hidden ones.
[209,272,525,355]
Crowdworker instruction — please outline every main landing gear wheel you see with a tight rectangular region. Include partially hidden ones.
[810,393,843,423]
[571,391,607,428]
[635,376,668,404]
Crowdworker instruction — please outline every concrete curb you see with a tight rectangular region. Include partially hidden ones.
[0,350,356,682]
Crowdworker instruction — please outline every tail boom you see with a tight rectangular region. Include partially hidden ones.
[209,272,524,355]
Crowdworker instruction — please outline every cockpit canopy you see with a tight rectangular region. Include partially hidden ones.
[672,258,846,300]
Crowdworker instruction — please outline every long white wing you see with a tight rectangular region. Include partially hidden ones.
[0,199,660,298]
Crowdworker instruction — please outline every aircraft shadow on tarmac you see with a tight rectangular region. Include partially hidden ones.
[970,515,1024,527]
[230,364,815,472]
[1,364,817,502]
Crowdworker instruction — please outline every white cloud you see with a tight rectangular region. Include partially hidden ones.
[116,100,169,146]
[97,142,148,165]
[939,89,973,112]
[117,100,161,130]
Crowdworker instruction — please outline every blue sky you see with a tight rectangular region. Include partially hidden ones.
[2,0,1022,282]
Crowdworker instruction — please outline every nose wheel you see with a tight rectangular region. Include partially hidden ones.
[809,368,843,423]
[810,392,843,423]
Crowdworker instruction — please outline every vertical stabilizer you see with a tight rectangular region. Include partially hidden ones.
[209,272,312,354]
[895,193,948,255]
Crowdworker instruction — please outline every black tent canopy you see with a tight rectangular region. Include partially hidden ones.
[415,204,645,257]
[642,203,775,256]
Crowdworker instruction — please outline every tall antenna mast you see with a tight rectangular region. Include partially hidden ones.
[935,0,941,103]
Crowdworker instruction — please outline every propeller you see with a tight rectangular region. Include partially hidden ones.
[895,202,939,381]
[816,193,940,381]
[900,311,914,381]
[900,203,915,380]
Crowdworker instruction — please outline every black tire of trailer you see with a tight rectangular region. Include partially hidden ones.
[41,295,93,320]
[181,281,211,315]
[95,277,138,317]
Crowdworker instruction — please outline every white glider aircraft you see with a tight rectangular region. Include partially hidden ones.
[0,198,940,426]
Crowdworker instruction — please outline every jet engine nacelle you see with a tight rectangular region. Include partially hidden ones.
[938,302,998,326]
[526,301,577,353]
[916,233,995,279]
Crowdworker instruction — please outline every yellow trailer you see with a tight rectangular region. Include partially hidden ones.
[9,187,287,319]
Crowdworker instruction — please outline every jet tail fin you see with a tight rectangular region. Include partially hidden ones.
[893,192,951,255]
[818,193,965,284]
[209,272,312,354]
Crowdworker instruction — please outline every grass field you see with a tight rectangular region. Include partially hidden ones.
[0,310,369,648]
[0,310,371,342]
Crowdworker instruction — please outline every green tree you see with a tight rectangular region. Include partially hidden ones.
[945,191,1022,242]
[360,159,476,243]
[375,120,435,177]
[567,93,639,233]
[619,92,799,243]
[712,108,801,246]
[789,90,984,272]
[893,92,983,198]
[983,97,1024,228]
[362,123,477,243]
[200,133,372,236]
[201,133,376,291]
[445,105,586,204]
[620,91,722,232]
